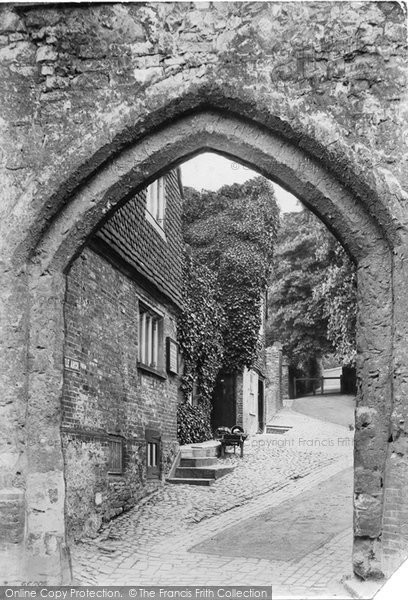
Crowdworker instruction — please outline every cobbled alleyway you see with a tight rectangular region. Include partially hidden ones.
[72,400,355,598]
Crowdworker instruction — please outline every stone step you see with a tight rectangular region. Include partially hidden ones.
[181,444,220,459]
[175,466,234,479]
[180,457,218,468]
[166,477,215,486]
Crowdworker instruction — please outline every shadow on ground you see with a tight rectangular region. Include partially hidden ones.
[292,394,355,428]
[190,466,353,562]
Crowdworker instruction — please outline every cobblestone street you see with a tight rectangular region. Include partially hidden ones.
[72,402,354,598]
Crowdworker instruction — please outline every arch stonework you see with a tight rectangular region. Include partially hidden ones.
[0,0,407,586]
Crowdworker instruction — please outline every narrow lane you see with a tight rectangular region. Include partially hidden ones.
[73,402,354,597]
[292,394,355,428]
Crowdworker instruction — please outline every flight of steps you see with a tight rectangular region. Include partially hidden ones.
[166,441,234,486]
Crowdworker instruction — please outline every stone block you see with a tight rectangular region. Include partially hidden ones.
[354,467,382,495]
[36,45,57,63]
[355,406,378,429]
[353,537,384,580]
[354,493,383,537]
[41,65,54,76]
[133,66,163,84]
[0,9,25,34]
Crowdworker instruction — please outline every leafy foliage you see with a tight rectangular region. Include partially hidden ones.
[314,238,357,366]
[267,210,356,370]
[177,252,224,406]
[177,399,213,445]
[183,177,280,373]
[220,246,266,370]
[267,211,330,369]
[176,176,279,444]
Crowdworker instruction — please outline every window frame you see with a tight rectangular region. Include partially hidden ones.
[145,177,166,237]
[145,429,161,480]
[108,436,124,475]
[138,302,165,377]
[248,370,256,416]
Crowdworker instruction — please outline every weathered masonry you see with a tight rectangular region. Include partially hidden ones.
[0,0,407,586]
[62,170,183,541]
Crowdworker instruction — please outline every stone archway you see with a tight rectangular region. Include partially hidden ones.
[1,0,407,588]
[16,106,396,584]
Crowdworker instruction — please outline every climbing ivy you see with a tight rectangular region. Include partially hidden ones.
[177,400,213,445]
[177,252,224,442]
[183,177,280,374]
[177,177,279,443]
[218,246,267,371]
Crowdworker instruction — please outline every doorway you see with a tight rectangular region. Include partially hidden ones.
[258,379,265,433]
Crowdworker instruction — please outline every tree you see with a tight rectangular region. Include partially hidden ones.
[183,177,280,373]
[267,210,356,373]
[314,234,357,366]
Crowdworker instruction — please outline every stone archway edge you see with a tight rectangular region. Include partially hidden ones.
[30,110,394,273]
[14,107,393,584]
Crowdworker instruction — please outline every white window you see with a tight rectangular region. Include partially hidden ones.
[146,429,161,479]
[146,178,165,227]
[249,371,256,415]
[147,442,158,468]
[138,304,163,370]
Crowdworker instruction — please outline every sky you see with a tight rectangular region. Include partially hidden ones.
[180,152,302,213]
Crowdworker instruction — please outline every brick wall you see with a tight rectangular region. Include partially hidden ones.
[62,246,180,541]
[381,462,408,576]
[281,355,290,400]
[0,489,24,546]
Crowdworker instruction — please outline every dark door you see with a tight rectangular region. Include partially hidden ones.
[212,372,236,430]
[258,379,265,432]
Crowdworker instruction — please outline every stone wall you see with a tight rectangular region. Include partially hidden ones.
[62,246,179,541]
[0,0,406,585]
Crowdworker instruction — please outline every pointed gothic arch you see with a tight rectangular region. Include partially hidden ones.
[13,104,397,583]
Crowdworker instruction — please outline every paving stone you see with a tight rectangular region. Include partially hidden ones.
[72,405,354,596]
